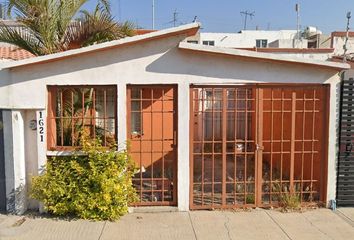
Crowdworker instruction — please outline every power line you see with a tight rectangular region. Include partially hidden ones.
[240,10,255,30]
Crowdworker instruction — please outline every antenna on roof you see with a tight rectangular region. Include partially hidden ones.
[295,3,301,40]
[167,9,179,27]
[240,10,255,30]
[344,11,352,63]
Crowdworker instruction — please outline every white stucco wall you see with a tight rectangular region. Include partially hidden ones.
[0,33,342,211]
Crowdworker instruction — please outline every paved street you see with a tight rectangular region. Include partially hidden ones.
[1,208,354,240]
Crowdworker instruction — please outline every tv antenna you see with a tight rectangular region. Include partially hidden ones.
[170,9,179,27]
[295,3,301,40]
[240,10,255,30]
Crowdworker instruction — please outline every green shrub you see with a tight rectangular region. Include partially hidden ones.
[30,132,137,221]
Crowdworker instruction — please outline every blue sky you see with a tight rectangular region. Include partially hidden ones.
[87,0,354,34]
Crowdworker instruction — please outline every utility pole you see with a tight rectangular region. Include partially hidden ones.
[240,10,255,30]
[295,3,300,40]
[152,0,155,30]
[344,11,352,63]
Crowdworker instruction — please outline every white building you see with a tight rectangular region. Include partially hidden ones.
[187,30,306,48]
[0,23,349,213]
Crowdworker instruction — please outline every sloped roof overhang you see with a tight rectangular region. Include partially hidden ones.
[179,42,349,71]
[0,23,200,69]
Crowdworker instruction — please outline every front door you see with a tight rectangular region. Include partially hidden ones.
[0,110,6,212]
[190,85,329,210]
[127,85,178,206]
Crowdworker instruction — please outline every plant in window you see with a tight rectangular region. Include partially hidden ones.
[49,86,116,149]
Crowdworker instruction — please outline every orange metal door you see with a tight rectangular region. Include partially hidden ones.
[127,85,177,206]
[190,85,329,210]
[260,86,329,206]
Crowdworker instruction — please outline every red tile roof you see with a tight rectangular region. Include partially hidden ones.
[0,47,34,61]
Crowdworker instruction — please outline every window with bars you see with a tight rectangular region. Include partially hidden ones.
[47,86,117,150]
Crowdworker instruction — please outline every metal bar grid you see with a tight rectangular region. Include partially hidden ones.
[47,86,117,150]
[261,87,326,205]
[190,85,328,210]
[128,85,177,206]
[191,86,256,209]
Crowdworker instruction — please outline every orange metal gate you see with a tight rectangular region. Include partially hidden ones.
[190,85,329,209]
[127,85,177,206]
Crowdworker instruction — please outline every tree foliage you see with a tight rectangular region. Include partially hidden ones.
[0,0,135,55]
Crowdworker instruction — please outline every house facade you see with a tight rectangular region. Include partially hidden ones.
[0,23,349,213]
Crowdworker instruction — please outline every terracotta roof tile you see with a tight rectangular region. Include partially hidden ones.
[0,47,34,61]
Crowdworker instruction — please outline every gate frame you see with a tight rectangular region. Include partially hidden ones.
[127,84,179,206]
[189,83,330,210]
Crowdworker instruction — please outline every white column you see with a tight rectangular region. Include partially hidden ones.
[326,78,340,206]
[117,82,127,151]
[4,110,27,214]
[177,82,190,211]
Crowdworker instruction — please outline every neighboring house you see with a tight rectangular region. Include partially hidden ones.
[0,47,33,62]
[187,30,305,48]
[0,23,349,214]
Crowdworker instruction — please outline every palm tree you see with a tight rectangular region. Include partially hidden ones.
[0,0,135,56]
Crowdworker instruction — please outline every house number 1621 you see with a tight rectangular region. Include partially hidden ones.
[38,111,44,142]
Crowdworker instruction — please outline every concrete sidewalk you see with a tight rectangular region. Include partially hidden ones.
[1,208,354,240]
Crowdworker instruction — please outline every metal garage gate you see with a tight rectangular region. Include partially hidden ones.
[0,110,6,212]
[337,78,354,206]
[190,85,329,209]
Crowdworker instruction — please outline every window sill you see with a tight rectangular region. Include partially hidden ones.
[46,151,87,157]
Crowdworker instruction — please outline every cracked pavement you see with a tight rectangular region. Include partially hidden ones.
[1,208,354,240]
